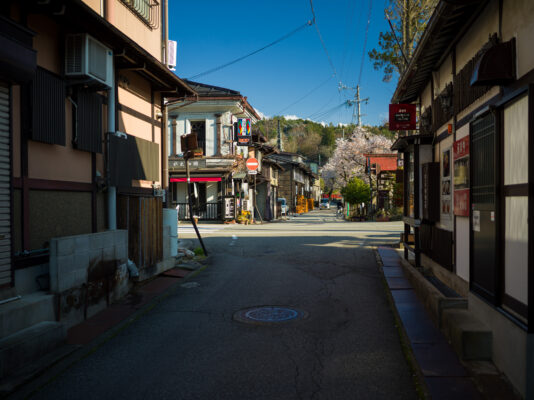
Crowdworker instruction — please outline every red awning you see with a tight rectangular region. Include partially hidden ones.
[170,177,222,182]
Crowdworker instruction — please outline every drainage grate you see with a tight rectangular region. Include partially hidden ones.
[234,306,307,324]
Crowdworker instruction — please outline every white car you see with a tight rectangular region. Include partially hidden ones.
[320,199,330,209]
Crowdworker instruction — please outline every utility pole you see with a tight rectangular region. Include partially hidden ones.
[339,82,369,126]
[277,119,283,151]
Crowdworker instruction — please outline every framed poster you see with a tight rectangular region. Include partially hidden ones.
[441,148,452,226]
[453,136,469,216]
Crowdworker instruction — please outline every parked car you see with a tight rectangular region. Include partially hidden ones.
[320,198,330,209]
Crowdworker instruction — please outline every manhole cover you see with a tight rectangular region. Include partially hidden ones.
[234,306,307,324]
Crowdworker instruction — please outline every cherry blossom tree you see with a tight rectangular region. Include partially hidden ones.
[321,126,393,190]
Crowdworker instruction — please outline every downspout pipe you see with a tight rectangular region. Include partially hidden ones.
[107,58,117,230]
[161,0,170,205]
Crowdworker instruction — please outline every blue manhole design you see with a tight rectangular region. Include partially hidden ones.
[234,306,307,324]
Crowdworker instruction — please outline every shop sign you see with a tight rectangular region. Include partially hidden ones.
[454,189,469,217]
[453,136,470,216]
[236,118,252,146]
[389,104,416,131]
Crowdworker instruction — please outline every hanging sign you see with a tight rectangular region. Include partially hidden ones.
[236,118,252,146]
[453,136,470,216]
[389,104,416,131]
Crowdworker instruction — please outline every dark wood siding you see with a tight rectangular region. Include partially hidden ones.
[117,195,162,270]
[31,67,65,146]
[110,133,159,186]
[75,90,103,153]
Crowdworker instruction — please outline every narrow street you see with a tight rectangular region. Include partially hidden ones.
[29,210,417,400]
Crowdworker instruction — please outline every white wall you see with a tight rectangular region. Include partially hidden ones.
[173,114,217,156]
[503,95,529,306]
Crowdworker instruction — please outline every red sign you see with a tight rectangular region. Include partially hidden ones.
[389,104,416,131]
[453,136,469,160]
[246,157,259,171]
[454,189,470,216]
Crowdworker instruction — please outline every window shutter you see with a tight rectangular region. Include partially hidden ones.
[31,68,66,145]
[76,91,103,153]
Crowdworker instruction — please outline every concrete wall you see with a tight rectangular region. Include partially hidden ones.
[469,293,531,398]
[49,230,130,325]
[502,0,534,79]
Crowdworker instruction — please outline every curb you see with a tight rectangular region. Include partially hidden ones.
[374,247,430,400]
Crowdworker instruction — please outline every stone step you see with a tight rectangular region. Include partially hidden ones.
[442,309,492,361]
[0,321,66,379]
[0,292,56,338]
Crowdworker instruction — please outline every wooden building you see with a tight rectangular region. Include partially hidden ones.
[390,0,534,396]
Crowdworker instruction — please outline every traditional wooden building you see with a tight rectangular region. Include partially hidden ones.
[167,81,260,221]
[0,0,193,381]
[391,0,534,396]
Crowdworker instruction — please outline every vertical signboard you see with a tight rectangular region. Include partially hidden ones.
[236,118,252,146]
[453,136,469,216]
[441,148,452,226]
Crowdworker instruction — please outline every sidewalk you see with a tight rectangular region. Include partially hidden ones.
[6,264,203,399]
[376,246,519,400]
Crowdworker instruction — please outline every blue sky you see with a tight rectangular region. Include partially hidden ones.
[169,0,396,126]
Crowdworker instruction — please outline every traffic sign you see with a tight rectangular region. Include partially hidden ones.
[246,157,259,171]
[247,170,257,175]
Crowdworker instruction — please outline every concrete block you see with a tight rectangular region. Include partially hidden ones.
[102,246,114,262]
[56,237,75,257]
[73,235,90,252]
[115,245,128,264]
[89,232,106,250]
[442,309,492,361]
[73,251,90,273]
[115,230,128,248]
[49,257,59,293]
[56,254,74,276]
[49,239,58,258]
[0,321,65,379]
[89,248,103,265]
[0,293,56,338]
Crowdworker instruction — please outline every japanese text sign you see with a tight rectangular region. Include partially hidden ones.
[389,104,416,131]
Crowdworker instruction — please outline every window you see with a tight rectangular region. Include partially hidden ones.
[120,0,160,29]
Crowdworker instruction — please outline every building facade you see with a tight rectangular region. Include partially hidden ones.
[0,0,193,379]
[391,1,534,396]
[167,81,260,222]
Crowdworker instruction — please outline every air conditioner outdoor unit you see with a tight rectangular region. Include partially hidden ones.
[167,40,177,70]
[65,33,113,87]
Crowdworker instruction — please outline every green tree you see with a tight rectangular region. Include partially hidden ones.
[341,178,371,205]
[368,0,437,82]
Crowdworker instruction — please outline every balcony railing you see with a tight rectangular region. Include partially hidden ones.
[120,0,160,29]
[176,202,219,221]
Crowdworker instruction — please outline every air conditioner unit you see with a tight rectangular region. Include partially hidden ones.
[167,40,177,70]
[65,34,113,87]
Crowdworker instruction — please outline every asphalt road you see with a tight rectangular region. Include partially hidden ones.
[31,210,417,400]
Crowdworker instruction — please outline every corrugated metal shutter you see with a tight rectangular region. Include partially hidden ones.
[75,91,103,153]
[31,67,66,146]
[0,83,12,287]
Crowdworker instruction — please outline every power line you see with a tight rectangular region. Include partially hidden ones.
[305,101,347,120]
[275,74,334,116]
[187,21,312,80]
[309,0,337,77]
[358,0,373,86]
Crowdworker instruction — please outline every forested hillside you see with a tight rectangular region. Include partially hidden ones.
[252,117,395,165]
